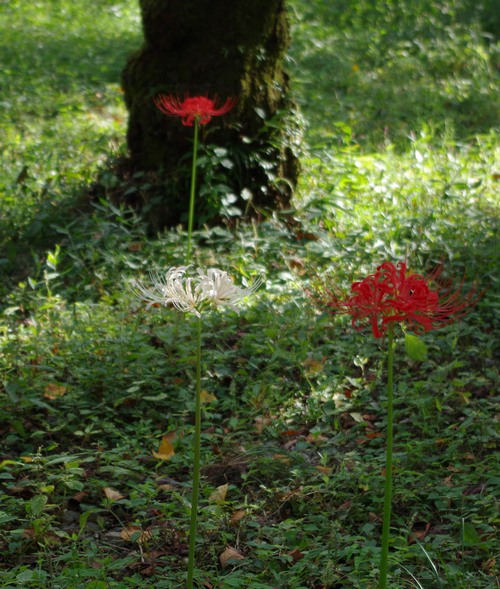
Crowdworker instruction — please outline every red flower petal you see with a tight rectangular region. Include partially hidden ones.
[154,94,236,126]
[309,261,479,338]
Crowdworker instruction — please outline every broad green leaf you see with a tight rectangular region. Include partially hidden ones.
[405,333,427,361]
[29,495,48,517]
[462,521,481,545]
[16,570,34,582]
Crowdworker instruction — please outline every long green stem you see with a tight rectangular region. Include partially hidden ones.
[379,324,395,589]
[187,316,202,589]
[186,120,199,263]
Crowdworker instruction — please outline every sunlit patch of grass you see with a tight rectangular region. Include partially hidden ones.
[0,0,141,253]
[289,0,500,149]
[298,128,499,281]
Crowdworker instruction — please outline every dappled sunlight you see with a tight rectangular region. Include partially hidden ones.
[0,1,498,587]
[289,0,499,149]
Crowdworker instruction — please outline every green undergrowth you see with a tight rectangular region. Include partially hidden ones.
[0,0,499,587]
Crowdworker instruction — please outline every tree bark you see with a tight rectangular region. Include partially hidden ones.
[121,0,300,227]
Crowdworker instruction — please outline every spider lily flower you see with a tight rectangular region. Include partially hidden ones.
[130,266,261,317]
[310,261,478,338]
[197,268,263,313]
[130,266,203,315]
[154,94,237,126]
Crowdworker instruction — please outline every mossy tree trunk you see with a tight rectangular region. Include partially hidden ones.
[122,0,299,227]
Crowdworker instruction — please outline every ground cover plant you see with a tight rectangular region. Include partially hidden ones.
[1,0,499,587]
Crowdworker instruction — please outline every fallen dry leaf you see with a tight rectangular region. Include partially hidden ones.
[43,383,67,400]
[316,465,332,476]
[305,432,327,444]
[120,525,152,544]
[220,546,245,568]
[200,390,217,403]
[152,432,176,461]
[127,242,143,252]
[229,510,247,526]
[295,231,319,241]
[103,487,125,501]
[272,454,291,464]
[288,547,304,562]
[254,416,272,434]
[209,483,228,504]
[337,500,352,511]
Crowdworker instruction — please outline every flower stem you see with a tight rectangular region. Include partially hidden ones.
[379,323,395,589]
[187,316,202,589]
[186,120,199,263]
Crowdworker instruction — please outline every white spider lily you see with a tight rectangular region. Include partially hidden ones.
[130,266,204,316]
[130,266,261,316]
[197,268,263,313]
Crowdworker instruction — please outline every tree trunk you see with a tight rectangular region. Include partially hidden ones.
[121,0,300,227]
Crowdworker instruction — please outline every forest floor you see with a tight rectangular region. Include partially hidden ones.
[0,1,499,587]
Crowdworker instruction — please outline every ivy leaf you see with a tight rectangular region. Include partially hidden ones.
[405,333,427,361]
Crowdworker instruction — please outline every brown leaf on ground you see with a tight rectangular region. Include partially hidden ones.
[408,521,431,544]
[120,525,152,544]
[229,510,247,526]
[43,384,67,399]
[316,465,332,476]
[220,546,245,568]
[288,547,304,562]
[306,432,327,444]
[273,453,291,464]
[209,483,228,504]
[103,487,125,501]
[152,432,176,461]
[337,500,352,511]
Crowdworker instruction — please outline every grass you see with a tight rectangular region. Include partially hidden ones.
[1,0,499,587]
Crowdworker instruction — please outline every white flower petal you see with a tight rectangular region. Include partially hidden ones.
[129,266,261,315]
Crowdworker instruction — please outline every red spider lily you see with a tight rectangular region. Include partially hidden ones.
[311,261,478,338]
[154,94,236,126]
